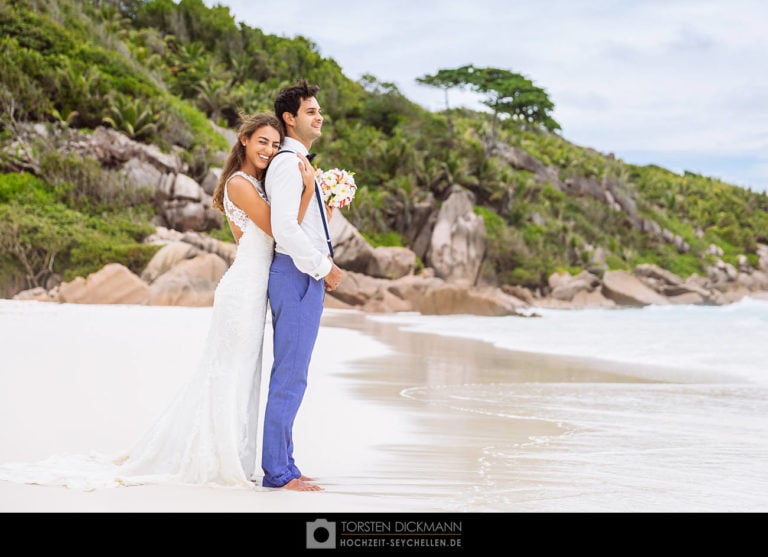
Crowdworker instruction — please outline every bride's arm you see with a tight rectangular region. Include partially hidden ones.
[296,152,315,224]
[226,176,272,237]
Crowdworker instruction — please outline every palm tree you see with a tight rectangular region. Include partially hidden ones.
[195,77,237,123]
[102,92,162,140]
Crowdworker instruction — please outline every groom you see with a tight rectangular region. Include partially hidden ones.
[262,80,343,491]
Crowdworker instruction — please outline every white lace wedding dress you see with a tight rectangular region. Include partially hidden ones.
[0,171,273,490]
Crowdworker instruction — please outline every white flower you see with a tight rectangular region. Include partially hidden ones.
[315,167,358,209]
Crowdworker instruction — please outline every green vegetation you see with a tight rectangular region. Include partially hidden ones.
[0,172,158,289]
[0,0,766,298]
[361,230,405,248]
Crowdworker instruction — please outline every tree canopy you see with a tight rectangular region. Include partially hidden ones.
[418,65,561,133]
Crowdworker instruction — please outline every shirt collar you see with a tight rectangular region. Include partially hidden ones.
[282,136,308,155]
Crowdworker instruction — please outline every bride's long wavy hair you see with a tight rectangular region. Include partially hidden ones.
[212,113,284,212]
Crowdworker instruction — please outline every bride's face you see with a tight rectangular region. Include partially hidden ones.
[243,125,281,175]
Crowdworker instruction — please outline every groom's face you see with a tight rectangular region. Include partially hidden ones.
[291,96,323,144]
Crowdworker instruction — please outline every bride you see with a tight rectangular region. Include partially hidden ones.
[0,113,317,490]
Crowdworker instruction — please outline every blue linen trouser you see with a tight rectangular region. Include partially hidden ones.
[261,253,325,487]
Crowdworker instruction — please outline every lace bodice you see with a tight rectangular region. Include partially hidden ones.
[223,171,269,231]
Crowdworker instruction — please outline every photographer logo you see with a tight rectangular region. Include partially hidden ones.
[306,519,336,549]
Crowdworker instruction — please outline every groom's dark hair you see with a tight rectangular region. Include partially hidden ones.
[274,79,320,131]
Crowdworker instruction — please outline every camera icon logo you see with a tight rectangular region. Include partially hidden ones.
[306,519,336,549]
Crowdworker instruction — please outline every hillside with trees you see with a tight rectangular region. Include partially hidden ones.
[1,0,767,304]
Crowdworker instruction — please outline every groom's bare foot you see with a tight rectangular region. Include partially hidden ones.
[251,477,318,487]
[281,478,323,491]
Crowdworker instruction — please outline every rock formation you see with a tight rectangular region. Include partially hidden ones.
[426,187,486,286]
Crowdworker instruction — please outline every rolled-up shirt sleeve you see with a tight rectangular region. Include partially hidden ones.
[266,154,332,279]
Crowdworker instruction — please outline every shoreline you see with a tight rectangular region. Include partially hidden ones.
[322,309,663,386]
[316,310,676,510]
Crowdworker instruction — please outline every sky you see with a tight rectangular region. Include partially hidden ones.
[203,0,768,193]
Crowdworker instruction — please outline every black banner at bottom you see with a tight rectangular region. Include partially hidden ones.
[3,512,760,552]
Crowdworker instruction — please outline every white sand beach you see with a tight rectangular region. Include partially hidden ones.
[0,302,443,512]
[1,300,766,513]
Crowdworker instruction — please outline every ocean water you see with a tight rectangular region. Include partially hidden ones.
[369,297,768,386]
[367,298,768,511]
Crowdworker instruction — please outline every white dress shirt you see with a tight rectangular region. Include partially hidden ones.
[265,137,332,280]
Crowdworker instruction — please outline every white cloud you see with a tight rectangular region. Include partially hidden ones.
[205,0,768,191]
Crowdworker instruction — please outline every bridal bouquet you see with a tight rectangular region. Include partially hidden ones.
[315,167,357,209]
